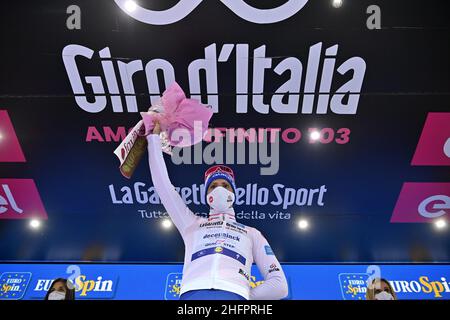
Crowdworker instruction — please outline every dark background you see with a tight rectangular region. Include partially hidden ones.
[0,0,449,263]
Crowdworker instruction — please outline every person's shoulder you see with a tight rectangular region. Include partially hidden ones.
[239,223,261,237]
[231,219,251,229]
[193,214,209,224]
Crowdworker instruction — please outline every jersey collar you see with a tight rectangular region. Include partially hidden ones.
[208,206,236,221]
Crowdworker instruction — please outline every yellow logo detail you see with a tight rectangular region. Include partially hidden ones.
[1,284,13,294]
[249,276,264,288]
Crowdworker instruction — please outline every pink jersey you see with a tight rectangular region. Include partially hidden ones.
[146,134,288,300]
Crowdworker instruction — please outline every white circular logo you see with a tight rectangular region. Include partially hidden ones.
[114,0,309,25]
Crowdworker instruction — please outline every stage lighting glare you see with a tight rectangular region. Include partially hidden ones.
[310,131,321,141]
[434,219,447,230]
[124,0,137,13]
[332,0,343,8]
[29,219,41,229]
[298,219,309,230]
[162,219,173,229]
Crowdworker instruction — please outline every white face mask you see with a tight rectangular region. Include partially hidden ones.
[207,186,235,211]
[374,291,394,300]
[48,290,66,300]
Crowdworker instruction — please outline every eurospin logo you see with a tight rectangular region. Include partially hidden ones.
[165,273,183,300]
[390,276,450,299]
[114,0,309,25]
[339,273,369,300]
[339,273,450,300]
[164,272,269,300]
[33,275,116,299]
[0,272,32,300]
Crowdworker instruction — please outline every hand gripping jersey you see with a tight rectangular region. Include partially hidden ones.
[146,134,288,300]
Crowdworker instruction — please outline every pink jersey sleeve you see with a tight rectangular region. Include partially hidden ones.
[146,134,198,235]
[250,230,289,300]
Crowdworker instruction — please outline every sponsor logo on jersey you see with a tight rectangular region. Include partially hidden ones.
[239,268,250,281]
[268,264,280,273]
[264,245,274,255]
[203,232,241,242]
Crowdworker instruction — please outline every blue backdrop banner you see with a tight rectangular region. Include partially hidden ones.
[0,264,449,300]
[1,0,450,265]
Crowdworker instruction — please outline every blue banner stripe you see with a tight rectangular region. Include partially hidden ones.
[191,247,246,265]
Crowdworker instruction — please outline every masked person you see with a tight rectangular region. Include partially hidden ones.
[44,278,75,300]
[146,121,288,300]
[366,278,397,300]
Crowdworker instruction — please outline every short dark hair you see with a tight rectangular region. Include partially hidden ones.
[44,278,76,300]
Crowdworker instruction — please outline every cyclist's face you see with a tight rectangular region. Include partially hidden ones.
[207,179,233,194]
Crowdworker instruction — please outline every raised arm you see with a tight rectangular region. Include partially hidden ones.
[146,132,198,236]
[250,230,288,300]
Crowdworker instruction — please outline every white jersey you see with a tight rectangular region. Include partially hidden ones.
[146,134,288,300]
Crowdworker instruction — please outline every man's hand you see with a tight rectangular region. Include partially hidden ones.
[153,120,161,134]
